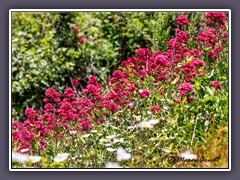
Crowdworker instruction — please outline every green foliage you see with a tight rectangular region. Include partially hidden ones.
[12,12,66,121]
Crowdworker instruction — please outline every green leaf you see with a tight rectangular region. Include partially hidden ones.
[181,97,187,104]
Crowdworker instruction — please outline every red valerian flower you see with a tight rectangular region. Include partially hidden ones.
[24,108,37,119]
[136,48,152,57]
[54,98,61,103]
[191,49,202,57]
[151,106,160,114]
[92,36,98,41]
[45,87,57,98]
[39,145,46,151]
[72,79,79,86]
[111,20,116,24]
[130,107,135,112]
[79,37,87,44]
[176,14,190,26]
[108,91,120,102]
[187,96,195,103]
[25,108,36,116]
[167,38,180,49]
[88,75,99,85]
[176,28,190,44]
[224,32,228,37]
[44,103,53,113]
[112,70,125,79]
[208,45,224,60]
[205,12,227,24]
[206,20,211,26]
[210,81,222,89]
[72,25,79,33]
[43,98,49,103]
[128,83,136,91]
[193,59,205,67]
[195,28,217,45]
[139,89,151,98]
[155,54,171,67]
[162,119,167,124]
[178,83,194,96]
[175,98,181,103]
[64,87,76,98]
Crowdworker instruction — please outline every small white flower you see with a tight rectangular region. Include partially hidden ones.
[82,134,91,138]
[106,148,116,152]
[99,138,108,143]
[20,148,29,153]
[180,150,197,160]
[139,121,153,130]
[127,126,135,130]
[106,135,119,144]
[133,115,141,121]
[105,162,122,168]
[12,151,29,163]
[129,103,134,106]
[106,135,117,139]
[91,130,98,133]
[149,119,159,125]
[147,111,152,115]
[111,138,119,144]
[117,147,131,161]
[119,138,124,143]
[69,130,77,134]
[139,89,143,93]
[28,156,41,163]
[53,153,69,163]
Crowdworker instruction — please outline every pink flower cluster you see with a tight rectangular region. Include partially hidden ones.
[178,83,194,96]
[139,89,151,98]
[208,45,224,61]
[176,14,190,26]
[151,106,161,114]
[72,79,79,86]
[180,58,205,82]
[45,87,61,103]
[210,81,222,89]
[205,12,227,25]
[196,28,217,46]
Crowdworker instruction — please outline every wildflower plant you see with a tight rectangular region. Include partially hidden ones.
[11,11,229,169]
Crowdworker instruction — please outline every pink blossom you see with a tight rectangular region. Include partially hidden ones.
[45,87,57,98]
[88,75,98,85]
[136,48,151,57]
[64,87,76,98]
[139,89,151,98]
[151,106,160,114]
[179,83,194,96]
[210,81,222,89]
[72,79,79,86]
[176,14,190,26]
